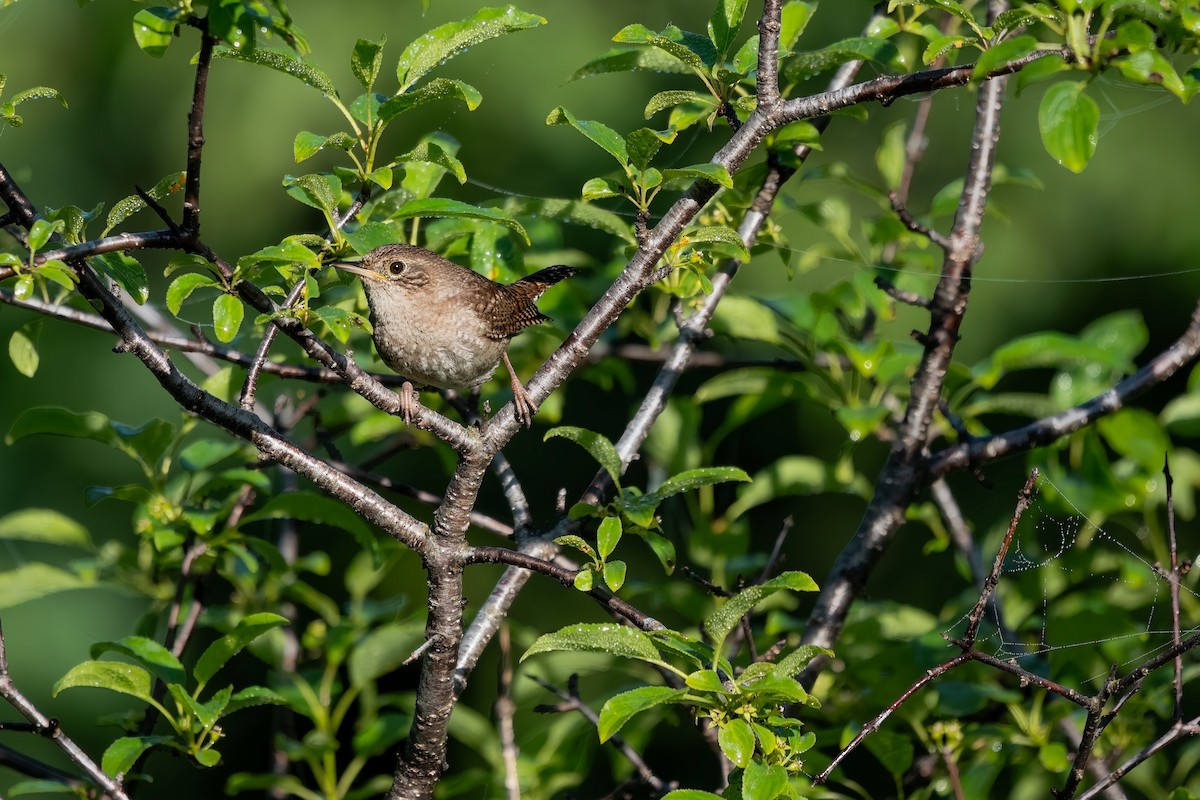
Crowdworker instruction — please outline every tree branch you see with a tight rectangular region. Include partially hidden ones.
[800,55,1011,680]
[925,300,1200,477]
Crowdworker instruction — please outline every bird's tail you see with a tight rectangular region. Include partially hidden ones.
[509,265,578,301]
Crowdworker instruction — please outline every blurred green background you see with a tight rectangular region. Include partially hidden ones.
[2,1,1199,796]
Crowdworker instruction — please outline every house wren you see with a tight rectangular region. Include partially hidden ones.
[333,243,576,427]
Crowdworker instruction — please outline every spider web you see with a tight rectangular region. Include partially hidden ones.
[944,472,1200,683]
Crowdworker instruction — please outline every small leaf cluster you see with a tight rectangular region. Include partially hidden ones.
[0,73,67,128]
[225,548,424,800]
[546,425,750,590]
[52,614,288,775]
[523,571,824,800]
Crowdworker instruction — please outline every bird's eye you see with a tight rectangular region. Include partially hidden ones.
[388,260,405,276]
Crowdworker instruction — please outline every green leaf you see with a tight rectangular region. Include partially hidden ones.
[661,792,724,800]
[94,252,149,304]
[193,612,288,688]
[380,78,483,121]
[613,24,716,72]
[132,7,178,57]
[719,718,756,767]
[166,273,218,315]
[9,319,41,378]
[972,35,1038,80]
[53,660,154,704]
[396,5,547,92]
[103,171,186,234]
[503,197,635,244]
[223,685,289,717]
[773,644,831,677]
[704,571,819,651]
[1038,80,1098,173]
[1097,409,1170,472]
[680,223,747,261]
[644,90,715,120]
[743,761,789,800]
[179,439,242,471]
[394,139,468,185]
[352,36,386,91]
[784,37,905,81]
[243,492,379,560]
[545,426,622,485]
[343,221,401,256]
[212,293,244,343]
[7,779,87,796]
[1112,49,1188,100]
[554,534,598,560]
[636,529,676,574]
[27,219,59,252]
[573,569,595,591]
[7,408,175,473]
[241,235,323,271]
[0,563,94,609]
[582,177,624,201]
[889,0,984,35]
[626,127,674,171]
[662,165,734,191]
[1,85,68,126]
[388,198,528,245]
[865,728,915,777]
[597,516,622,559]
[685,669,727,692]
[167,682,229,730]
[284,172,341,214]
[314,306,362,344]
[348,622,425,686]
[597,686,686,742]
[570,47,694,81]
[293,130,354,162]
[603,560,627,592]
[213,45,337,97]
[546,106,628,166]
[522,622,661,663]
[90,636,185,686]
[36,261,78,290]
[709,0,750,56]
[655,466,751,499]
[0,508,90,548]
[102,736,170,778]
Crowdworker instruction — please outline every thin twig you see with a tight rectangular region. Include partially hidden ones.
[1164,455,1183,723]
[530,674,674,794]
[0,622,132,800]
[465,545,664,631]
[495,624,521,800]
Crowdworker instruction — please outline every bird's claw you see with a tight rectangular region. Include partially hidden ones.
[400,381,420,425]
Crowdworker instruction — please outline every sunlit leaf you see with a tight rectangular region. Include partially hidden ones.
[545,426,622,485]
[718,718,755,767]
[214,45,337,97]
[396,5,546,92]
[597,686,686,742]
[522,622,661,663]
[193,612,288,689]
[1038,80,1097,173]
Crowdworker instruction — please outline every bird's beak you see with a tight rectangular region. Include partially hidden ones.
[330,260,385,281]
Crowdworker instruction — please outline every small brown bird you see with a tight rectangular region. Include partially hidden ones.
[333,243,576,427]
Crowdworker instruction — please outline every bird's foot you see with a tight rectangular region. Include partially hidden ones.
[512,380,535,429]
[400,380,420,424]
[502,351,536,428]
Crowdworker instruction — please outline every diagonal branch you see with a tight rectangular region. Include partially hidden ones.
[925,300,1200,478]
[800,53,1011,678]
